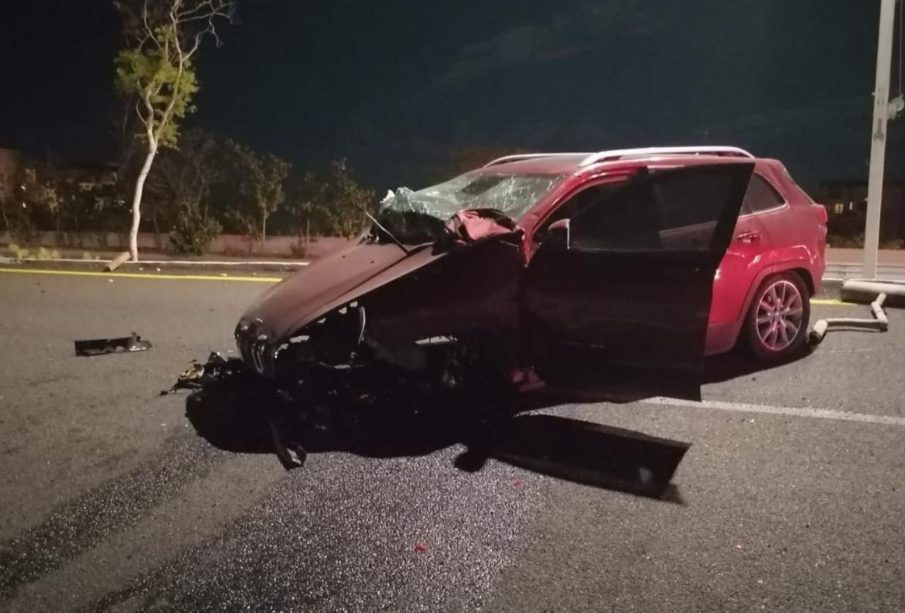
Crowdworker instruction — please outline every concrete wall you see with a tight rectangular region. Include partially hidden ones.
[0,231,356,259]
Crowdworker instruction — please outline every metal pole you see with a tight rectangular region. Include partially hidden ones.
[864,0,898,279]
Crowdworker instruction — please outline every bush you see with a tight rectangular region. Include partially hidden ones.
[827,232,864,248]
[827,233,905,249]
[1,201,37,245]
[169,210,221,255]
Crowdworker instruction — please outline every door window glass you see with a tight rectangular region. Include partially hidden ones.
[566,164,752,252]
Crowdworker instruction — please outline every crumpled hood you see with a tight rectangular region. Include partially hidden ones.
[238,241,410,342]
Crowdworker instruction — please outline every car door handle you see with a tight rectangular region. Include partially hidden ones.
[736,231,760,244]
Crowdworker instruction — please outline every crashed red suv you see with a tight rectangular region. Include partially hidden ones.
[237,146,826,401]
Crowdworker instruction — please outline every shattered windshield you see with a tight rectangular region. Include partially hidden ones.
[374,172,564,245]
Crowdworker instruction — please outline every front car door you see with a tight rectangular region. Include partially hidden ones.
[522,162,754,400]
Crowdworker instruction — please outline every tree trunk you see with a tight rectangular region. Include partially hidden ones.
[128,142,158,262]
[152,213,161,250]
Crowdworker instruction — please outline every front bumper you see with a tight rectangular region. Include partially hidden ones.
[235,319,277,377]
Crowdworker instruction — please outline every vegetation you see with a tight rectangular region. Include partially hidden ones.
[114,0,235,261]
[289,159,376,240]
[0,129,377,255]
[0,4,544,257]
[0,161,126,246]
[220,141,291,243]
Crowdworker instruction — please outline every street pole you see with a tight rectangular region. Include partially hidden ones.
[863,0,899,279]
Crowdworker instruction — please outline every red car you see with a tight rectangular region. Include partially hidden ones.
[237,146,826,404]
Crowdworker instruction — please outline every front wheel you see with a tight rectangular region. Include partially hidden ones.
[744,272,810,361]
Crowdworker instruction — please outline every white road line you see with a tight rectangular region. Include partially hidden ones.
[643,396,905,427]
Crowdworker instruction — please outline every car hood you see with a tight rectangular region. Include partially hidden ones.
[238,241,414,342]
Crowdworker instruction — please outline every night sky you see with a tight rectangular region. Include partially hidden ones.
[1,0,902,189]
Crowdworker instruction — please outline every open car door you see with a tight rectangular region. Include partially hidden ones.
[522,162,754,400]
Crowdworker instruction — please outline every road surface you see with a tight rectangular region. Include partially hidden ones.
[1,269,904,612]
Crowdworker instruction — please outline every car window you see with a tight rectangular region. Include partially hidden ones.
[566,165,750,252]
[540,184,619,231]
[567,179,662,251]
[741,174,785,214]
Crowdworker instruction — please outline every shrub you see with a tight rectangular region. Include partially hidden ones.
[169,210,221,255]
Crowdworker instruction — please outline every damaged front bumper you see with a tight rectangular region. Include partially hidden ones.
[235,318,279,377]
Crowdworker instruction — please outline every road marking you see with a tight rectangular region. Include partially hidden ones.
[2,257,309,267]
[0,267,861,303]
[644,396,905,427]
[0,267,283,283]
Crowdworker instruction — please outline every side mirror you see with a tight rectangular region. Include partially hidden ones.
[543,218,570,250]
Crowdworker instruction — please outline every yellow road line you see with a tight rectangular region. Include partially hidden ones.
[0,268,859,304]
[0,267,283,283]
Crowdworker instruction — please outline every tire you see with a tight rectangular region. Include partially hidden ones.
[744,271,811,361]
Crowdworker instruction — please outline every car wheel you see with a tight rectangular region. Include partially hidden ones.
[745,271,810,361]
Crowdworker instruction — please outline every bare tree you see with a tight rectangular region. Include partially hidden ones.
[114,0,234,261]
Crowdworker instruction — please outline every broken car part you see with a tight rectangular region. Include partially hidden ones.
[840,279,905,308]
[809,293,889,345]
[165,352,310,470]
[74,332,151,357]
[164,351,248,392]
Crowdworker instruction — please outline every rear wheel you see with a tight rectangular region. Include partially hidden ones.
[744,272,810,361]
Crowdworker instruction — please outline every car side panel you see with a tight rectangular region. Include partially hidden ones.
[706,264,783,355]
[705,160,826,356]
[761,161,827,288]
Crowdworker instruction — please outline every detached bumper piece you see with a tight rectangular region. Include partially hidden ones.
[74,332,152,357]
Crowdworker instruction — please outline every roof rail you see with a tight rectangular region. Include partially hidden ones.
[579,146,754,167]
[482,146,755,169]
[483,152,592,168]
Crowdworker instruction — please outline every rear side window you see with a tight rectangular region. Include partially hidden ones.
[742,175,785,214]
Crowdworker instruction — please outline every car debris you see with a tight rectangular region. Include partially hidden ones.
[840,279,905,307]
[809,292,889,345]
[74,332,151,356]
[163,351,247,392]
[164,351,309,469]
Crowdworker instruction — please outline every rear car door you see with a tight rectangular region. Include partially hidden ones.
[522,162,754,400]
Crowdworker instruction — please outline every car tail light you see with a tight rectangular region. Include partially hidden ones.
[814,203,828,224]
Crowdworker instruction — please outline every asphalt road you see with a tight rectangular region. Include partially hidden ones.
[1,270,904,612]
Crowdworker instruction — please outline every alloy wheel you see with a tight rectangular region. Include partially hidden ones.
[755,279,804,352]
